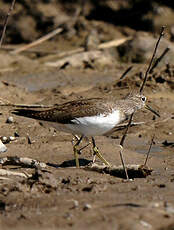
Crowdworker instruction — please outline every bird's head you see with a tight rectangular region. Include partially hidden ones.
[126,93,160,117]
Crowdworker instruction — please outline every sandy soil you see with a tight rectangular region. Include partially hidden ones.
[0,65,173,230]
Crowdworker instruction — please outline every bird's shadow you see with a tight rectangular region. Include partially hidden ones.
[46,158,91,168]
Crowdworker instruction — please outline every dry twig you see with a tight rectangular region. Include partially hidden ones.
[120,66,133,80]
[85,163,152,179]
[11,27,63,54]
[0,0,16,47]
[144,135,155,166]
[140,26,165,93]
[98,37,132,49]
[119,113,134,180]
[149,47,170,73]
[0,156,47,168]
[0,169,30,178]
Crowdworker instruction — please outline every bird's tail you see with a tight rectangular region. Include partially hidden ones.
[12,109,50,121]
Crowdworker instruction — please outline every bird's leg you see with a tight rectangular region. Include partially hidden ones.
[72,135,90,155]
[91,137,111,166]
[72,135,81,145]
[72,135,84,168]
[78,142,90,152]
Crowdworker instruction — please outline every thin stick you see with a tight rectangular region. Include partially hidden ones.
[11,27,63,54]
[0,169,31,178]
[140,26,165,93]
[149,47,170,73]
[120,113,134,147]
[0,156,47,168]
[85,163,153,178]
[119,147,129,179]
[119,113,134,180]
[144,135,155,166]
[98,37,132,49]
[0,0,16,47]
[120,66,133,80]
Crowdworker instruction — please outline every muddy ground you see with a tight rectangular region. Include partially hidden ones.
[1,1,174,230]
[0,63,174,230]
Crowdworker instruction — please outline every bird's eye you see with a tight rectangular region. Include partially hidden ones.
[141,96,146,102]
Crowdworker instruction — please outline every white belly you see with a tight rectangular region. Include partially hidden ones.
[64,110,122,136]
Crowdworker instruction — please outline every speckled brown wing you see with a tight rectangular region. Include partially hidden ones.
[12,98,115,124]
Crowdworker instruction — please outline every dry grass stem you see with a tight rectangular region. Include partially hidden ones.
[140,26,165,93]
[11,27,63,54]
[0,0,16,47]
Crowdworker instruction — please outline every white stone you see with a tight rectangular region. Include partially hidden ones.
[9,136,15,141]
[6,116,14,123]
[0,140,7,153]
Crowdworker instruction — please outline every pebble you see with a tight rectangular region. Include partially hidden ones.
[64,212,73,220]
[2,136,8,142]
[9,136,15,141]
[6,116,14,124]
[1,136,15,144]
[83,203,92,211]
[140,220,152,229]
[73,200,79,208]
[0,140,7,153]
[14,132,20,137]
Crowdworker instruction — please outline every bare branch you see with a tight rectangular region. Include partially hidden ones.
[149,47,170,73]
[0,156,47,168]
[144,135,155,166]
[0,0,16,47]
[120,66,133,80]
[0,169,30,178]
[118,113,134,180]
[120,113,134,147]
[98,37,132,49]
[140,26,165,93]
[85,163,153,179]
[11,27,63,54]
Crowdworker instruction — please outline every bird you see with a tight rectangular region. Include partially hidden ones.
[12,93,159,167]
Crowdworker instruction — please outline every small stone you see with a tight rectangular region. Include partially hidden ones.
[2,136,8,142]
[63,212,73,220]
[9,136,15,141]
[14,132,20,137]
[27,136,32,144]
[83,203,92,211]
[1,136,12,144]
[140,220,152,229]
[0,140,7,153]
[73,200,79,208]
[6,116,14,124]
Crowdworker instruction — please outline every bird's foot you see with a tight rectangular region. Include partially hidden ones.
[93,146,111,166]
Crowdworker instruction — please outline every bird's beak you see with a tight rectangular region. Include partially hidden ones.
[145,104,160,117]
